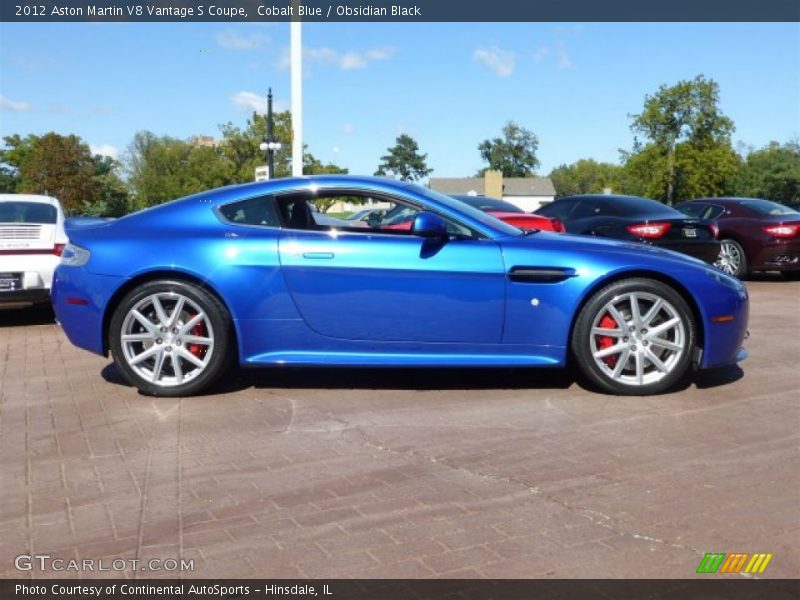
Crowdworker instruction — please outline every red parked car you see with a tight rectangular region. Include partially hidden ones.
[373,195,565,233]
[450,194,565,232]
[675,197,800,279]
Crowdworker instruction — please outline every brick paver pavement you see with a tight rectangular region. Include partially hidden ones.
[1,277,798,579]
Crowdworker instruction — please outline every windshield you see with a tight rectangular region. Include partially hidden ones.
[738,199,799,216]
[0,201,57,224]
[405,184,523,236]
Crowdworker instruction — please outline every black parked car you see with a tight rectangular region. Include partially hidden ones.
[535,194,720,264]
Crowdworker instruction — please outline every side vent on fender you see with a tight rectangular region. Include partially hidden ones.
[508,267,578,284]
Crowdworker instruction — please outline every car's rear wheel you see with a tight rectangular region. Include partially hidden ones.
[715,239,747,278]
[571,278,696,395]
[109,280,232,397]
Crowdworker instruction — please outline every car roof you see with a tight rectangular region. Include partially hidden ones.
[0,193,60,205]
[555,194,651,202]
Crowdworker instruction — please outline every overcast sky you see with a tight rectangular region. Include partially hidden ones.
[1,22,798,177]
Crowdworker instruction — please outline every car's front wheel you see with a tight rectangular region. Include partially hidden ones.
[571,278,696,395]
[109,280,233,396]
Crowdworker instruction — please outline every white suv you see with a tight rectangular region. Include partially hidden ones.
[0,194,68,307]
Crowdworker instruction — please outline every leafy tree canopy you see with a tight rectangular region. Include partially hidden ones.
[477,121,539,177]
[374,134,432,182]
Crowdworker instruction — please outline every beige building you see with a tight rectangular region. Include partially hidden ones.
[430,171,555,212]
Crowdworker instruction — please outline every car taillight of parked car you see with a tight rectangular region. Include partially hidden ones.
[708,223,719,239]
[552,219,566,233]
[763,223,800,239]
[53,243,65,256]
[626,222,672,239]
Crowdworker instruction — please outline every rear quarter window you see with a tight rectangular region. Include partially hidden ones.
[218,196,280,227]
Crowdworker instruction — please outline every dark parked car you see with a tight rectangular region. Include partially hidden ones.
[535,194,720,264]
[674,198,800,279]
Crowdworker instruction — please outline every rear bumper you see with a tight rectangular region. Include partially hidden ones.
[0,288,50,306]
[51,266,124,356]
[655,240,720,264]
[748,237,800,271]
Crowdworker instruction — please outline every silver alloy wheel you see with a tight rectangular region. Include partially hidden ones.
[715,241,742,276]
[590,291,686,387]
[120,292,215,387]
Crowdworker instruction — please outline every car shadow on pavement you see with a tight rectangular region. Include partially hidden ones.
[100,361,744,397]
[100,362,577,393]
[692,364,745,389]
[0,304,55,327]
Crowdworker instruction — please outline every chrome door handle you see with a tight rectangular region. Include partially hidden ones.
[302,252,335,259]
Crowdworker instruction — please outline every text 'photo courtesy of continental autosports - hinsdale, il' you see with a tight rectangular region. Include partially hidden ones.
[50,175,750,397]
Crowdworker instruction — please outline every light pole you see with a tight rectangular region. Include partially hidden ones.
[258,88,282,179]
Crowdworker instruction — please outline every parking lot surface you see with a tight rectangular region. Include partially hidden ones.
[1,277,798,579]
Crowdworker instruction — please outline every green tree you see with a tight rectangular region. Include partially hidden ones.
[126,131,235,209]
[375,134,432,181]
[734,141,800,204]
[549,159,622,197]
[18,133,102,212]
[477,121,539,177]
[624,75,738,203]
[0,134,37,193]
[220,110,347,184]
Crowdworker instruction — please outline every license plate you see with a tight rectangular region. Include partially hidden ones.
[682,228,697,238]
[0,273,21,292]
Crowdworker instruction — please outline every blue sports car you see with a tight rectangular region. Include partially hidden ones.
[52,176,748,397]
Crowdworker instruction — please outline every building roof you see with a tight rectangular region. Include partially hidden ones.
[502,177,556,196]
[429,177,555,197]
[429,178,485,195]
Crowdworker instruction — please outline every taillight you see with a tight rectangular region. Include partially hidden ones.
[626,222,672,239]
[763,223,800,238]
[708,223,719,239]
[53,243,65,256]
[552,219,566,233]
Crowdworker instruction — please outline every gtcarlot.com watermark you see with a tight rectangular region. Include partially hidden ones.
[14,554,194,573]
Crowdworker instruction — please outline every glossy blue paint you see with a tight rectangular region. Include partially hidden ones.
[53,175,748,372]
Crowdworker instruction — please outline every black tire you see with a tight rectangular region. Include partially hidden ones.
[782,271,800,281]
[571,278,696,396]
[109,279,233,397]
[716,239,748,279]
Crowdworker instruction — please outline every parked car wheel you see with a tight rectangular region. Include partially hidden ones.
[109,280,232,396]
[715,239,748,278]
[782,271,800,281]
[571,278,696,395]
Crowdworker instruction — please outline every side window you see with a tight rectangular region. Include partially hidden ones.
[704,205,725,220]
[569,200,599,220]
[218,196,280,227]
[594,202,618,217]
[679,203,707,218]
[278,190,479,238]
[537,201,574,221]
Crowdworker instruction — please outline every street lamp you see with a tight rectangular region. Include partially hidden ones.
[259,88,282,180]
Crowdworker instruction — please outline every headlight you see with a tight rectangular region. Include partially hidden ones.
[60,243,91,267]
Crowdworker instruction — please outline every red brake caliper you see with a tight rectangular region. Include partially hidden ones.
[188,318,207,358]
[597,313,618,367]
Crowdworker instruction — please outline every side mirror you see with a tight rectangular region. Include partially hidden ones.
[412,212,447,239]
